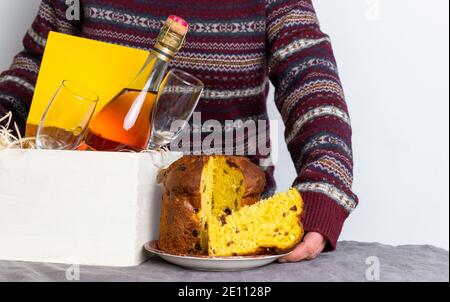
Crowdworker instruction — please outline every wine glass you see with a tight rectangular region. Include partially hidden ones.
[147,69,204,150]
[36,80,99,150]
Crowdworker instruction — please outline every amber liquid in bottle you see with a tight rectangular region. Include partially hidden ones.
[85,89,157,151]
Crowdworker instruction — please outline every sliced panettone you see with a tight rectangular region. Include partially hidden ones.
[208,188,304,256]
[158,156,304,256]
[158,156,266,255]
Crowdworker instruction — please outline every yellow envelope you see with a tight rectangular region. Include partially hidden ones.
[26,31,149,137]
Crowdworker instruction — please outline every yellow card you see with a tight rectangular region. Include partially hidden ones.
[26,31,149,137]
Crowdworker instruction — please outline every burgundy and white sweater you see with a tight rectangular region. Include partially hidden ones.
[0,0,358,250]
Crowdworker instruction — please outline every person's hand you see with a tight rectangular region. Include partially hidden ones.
[278,232,327,263]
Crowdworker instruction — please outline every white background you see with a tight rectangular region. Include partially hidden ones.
[0,0,448,250]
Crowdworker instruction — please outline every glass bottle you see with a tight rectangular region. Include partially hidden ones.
[85,15,189,151]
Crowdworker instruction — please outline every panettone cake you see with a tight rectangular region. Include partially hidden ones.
[158,156,304,256]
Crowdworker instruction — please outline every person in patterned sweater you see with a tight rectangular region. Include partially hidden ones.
[0,0,358,262]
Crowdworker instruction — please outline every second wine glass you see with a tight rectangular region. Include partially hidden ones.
[147,69,204,150]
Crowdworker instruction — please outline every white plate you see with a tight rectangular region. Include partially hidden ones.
[144,241,289,272]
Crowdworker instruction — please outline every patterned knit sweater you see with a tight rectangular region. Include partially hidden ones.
[0,0,358,250]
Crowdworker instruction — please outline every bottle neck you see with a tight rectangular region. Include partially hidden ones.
[127,50,170,93]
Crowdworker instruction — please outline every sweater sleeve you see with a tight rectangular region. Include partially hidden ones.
[265,0,358,250]
[0,0,82,134]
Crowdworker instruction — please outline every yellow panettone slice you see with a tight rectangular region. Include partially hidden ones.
[207,188,304,257]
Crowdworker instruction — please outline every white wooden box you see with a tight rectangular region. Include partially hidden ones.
[0,149,181,267]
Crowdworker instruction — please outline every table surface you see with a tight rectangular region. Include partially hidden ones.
[0,241,448,282]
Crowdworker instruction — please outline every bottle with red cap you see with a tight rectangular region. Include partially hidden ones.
[85,16,189,152]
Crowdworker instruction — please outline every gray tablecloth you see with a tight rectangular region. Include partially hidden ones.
[0,241,448,282]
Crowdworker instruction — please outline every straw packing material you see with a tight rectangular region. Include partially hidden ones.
[0,112,35,150]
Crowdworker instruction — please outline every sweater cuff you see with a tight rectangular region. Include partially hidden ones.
[300,191,349,251]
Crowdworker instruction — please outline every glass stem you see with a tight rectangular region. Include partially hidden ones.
[147,140,159,150]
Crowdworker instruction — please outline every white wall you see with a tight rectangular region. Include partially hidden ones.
[0,0,448,249]
[0,1,40,70]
